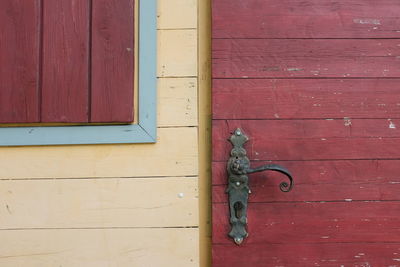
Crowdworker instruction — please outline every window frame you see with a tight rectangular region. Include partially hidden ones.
[0,0,157,146]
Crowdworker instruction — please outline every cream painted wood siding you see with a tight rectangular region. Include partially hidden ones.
[0,1,201,266]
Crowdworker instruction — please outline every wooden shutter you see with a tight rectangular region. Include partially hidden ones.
[0,0,134,124]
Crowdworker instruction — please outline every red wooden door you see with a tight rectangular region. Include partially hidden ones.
[212,1,400,266]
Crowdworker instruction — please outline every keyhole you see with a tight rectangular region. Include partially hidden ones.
[234,201,243,219]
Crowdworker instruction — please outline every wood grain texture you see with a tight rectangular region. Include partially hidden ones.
[0,228,198,267]
[213,79,400,119]
[213,119,400,161]
[0,0,40,123]
[91,0,134,123]
[213,0,400,39]
[158,29,197,77]
[0,177,198,229]
[41,0,89,122]
[213,243,400,267]
[212,39,400,78]
[212,0,400,265]
[158,0,197,29]
[0,127,198,179]
[213,202,400,244]
[158,78,198,127]
[213,181,400,203]
[213,159,400,202]
[212,160,400,186]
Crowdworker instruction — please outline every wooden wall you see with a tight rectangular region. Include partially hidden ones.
[0,0,207,266]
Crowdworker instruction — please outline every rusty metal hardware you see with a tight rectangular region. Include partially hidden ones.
[226,128,294,245]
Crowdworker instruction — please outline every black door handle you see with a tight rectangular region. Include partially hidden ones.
[226,128,294,245]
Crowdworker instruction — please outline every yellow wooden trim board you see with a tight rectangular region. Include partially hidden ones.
[0,177,198,229]
[0,228,199,267]
[198,0,212,266]
[0,128,198,179]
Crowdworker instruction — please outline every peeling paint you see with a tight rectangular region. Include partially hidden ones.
[344,117,352,126]
[286,67,302,71]
[389,120,396,129]
[353,18,381,25]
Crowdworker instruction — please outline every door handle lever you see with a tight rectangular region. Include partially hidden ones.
[226,128,294,245]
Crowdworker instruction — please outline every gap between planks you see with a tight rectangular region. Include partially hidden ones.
[212,199,400,204]
[0,175,198,181]
[0,226,199,231]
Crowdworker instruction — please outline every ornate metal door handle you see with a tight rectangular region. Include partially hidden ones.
[226,128,294,245]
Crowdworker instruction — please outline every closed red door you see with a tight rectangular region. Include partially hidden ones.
[212,1,400,266]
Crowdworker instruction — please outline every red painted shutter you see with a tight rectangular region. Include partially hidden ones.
[91,0,134,123]
[0,0,40,123]
[0,0,134,124]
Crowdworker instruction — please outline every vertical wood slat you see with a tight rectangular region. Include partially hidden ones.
[0,0,40,123]
[91,0,134,123]
[41,0,90,123]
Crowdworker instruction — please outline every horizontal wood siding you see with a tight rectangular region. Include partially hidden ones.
[213,243,400,266]
[0,228,198,267]
[212,0,400,266]
[213,0,400,38]
[213,79,400,119]
[213,39,400,78]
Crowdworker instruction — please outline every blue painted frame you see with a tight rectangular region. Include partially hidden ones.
[0,0,157,146]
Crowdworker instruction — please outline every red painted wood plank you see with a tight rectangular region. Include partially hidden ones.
[213,0,400,39]
[213,119,400,161]
[213,79,400,120]
[91,0,134,123]
[213,243,400,267]
[212,39,400,78]
[41,0,90,122]
[212,160,400,185]
[213,202,400,244]
[0,0,40,123]
[213,182,400,203]
[213,183,400,203]
[213,159,400,202]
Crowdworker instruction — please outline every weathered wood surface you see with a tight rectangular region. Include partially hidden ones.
[212,0,400,265]
[213,181,400,203]
[0,228,198,267]
[213,79,400,119]
[213,202,400,244]
[0,177,198,229]
[212,160,400,186]
[158,0,197,29]
[91,0,134,123]
[0,127,198,179]
[0,0,40,123]
[158,29,198,77]
[158,78,198,127]
[41,0,89,122]
[213,119,400,161]
[213,0,400,39]
[213,243,400,267]
[213,39,400,78]
[213,159,400,202]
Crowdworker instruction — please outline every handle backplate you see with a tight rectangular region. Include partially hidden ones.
[226,128,294,245]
